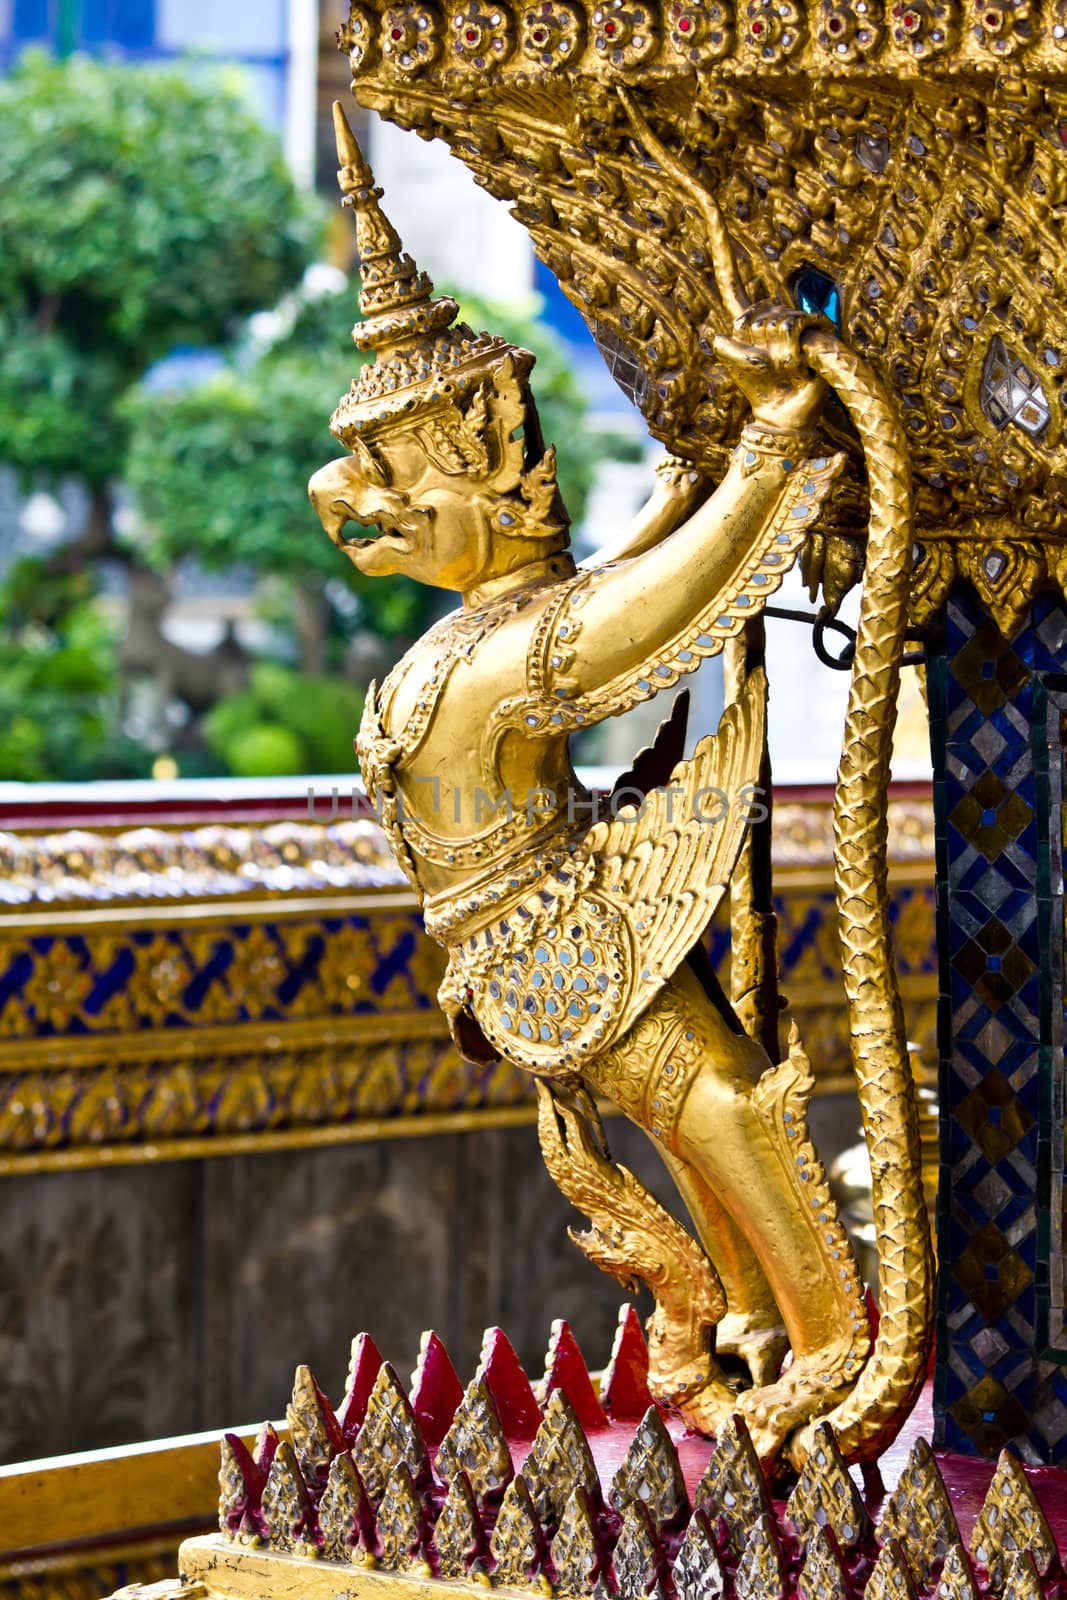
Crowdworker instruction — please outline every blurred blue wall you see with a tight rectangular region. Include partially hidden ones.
[0,0,289,128]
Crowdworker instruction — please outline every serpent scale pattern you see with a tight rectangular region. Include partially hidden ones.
[796,330,936,1463]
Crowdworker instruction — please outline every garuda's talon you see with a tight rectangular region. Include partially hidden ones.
[715,1315,790,1390]
[735,1347,858,1471]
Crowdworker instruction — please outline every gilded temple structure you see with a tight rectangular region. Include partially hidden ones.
[11,2,1067,1597]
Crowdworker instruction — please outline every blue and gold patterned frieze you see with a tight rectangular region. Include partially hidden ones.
[0,795,935,1170]
[0,909,447,1040]
[932,590,1067,1463]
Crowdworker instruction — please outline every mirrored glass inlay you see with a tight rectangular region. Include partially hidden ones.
[980,334,1051,439]
[591,320,652,409]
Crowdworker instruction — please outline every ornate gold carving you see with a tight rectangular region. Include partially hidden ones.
[785,1421,870,1551]
[433,1471,489,1579]
[877,1436,961,1592]
[733,1513,786,1600]
[865,1539,918,1600]
[302,85,937,1468]
[375,1464,431,1574]
[521,1391,599,1526]
[352,1364,429,1505]
[549,1485,609,1597]
[610,1503,667,1600]
[179,1326,1067,1600]
[0,820,399,909]
[535,1083,726,1406]
[287,1366,346,1493]
[693,1414,772,1560]
[487,1475,549,1588]
[796,1526,849,1600]
[317,1452,375,1565]
[218,1435,264,1544]
[969,1448,1057,1586]
[435,1378,513,1504]
[670,1508,726,1600]
[260,1442,316,1557]
[608,1406,688,1530]
[935,1543,982,1600]
[1004,1551,1048,1600]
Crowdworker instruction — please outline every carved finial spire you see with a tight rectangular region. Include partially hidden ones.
[612,1502,669,1600]
[609,1406,688,1530]
[287,1364,345,1492]
[435,1376,514,1505]
[734,1514,786,1600]
[490,1475,550,1588]
[671,1507,725,1600]
[326,102,534,445]
[331,101,456,357]
[797,1526,849,1599]
[318,1452,376,1565]
[352,1361,430,1505]
[551,1484,611,1597]
[694,1413,773,1561]
[865,1538,918,1600]
[522,1389,600,1524]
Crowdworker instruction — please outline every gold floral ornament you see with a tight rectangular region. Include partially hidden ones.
[971,0,1034,54]
[447,0,515,66]
[590,0,661,65]
[339,4,379,66]
[381,1,443,72]
[665,0,733,62]
[969,1448,1057,1587]
[741,0,804,60]
[816,0,882,56]
[888,0,957,55]
[519,1,586,64]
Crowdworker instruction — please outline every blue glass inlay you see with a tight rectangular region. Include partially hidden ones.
[793,266,843,331]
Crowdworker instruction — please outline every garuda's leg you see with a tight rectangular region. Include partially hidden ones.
[583,961,869,1458]
[653,1144,788,1387]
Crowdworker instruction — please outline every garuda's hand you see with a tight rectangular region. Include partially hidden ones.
[713,306,828,434]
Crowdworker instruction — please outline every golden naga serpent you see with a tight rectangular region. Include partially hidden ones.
[626,95,936,1464]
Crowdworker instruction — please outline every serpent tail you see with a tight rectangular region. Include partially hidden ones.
[791,329,936,1464]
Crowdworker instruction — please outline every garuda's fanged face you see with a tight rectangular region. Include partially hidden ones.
[310,423,482,590]
[308,368,568,595]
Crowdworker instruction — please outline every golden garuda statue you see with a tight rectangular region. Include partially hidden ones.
[309,86,933,1475]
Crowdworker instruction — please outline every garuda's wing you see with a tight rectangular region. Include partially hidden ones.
[578,666,765,1041]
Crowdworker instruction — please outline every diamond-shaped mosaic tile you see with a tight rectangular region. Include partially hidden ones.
[953,1221,1034,1322]
[949,774,1034,861]
[955,1069,1036,1163]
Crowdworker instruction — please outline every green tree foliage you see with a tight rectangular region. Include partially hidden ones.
[0,54,317,780]
[0,52,314,484]
[0,560,149,781]
[203,661,365,775]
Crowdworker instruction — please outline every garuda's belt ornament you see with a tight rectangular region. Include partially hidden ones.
[309,98,932,1473]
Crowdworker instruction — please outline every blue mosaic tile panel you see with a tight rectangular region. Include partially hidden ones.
[932,588,1067,1462]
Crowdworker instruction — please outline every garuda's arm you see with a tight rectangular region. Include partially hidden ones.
[485,311,843,758]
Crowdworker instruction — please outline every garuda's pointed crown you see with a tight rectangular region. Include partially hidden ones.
[329,102,534,444]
